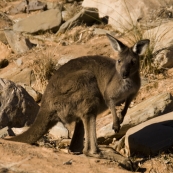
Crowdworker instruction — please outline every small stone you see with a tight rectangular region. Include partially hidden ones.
[63,159,73,165]
[15,58,23,66]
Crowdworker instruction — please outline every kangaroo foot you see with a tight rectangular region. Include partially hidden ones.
[83,148,101,158]
[112,122,120,133]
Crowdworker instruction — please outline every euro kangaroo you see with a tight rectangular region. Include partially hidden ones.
[6,34,149,158]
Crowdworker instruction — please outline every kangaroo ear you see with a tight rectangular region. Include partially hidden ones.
[132,39,150,55]
[106,33,127,52]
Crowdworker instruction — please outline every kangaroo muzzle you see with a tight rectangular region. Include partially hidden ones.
[121,69,130,79]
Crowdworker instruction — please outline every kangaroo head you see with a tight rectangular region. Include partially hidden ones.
[106,33,150,79]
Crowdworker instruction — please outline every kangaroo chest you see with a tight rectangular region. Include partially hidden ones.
[104,77,139,105]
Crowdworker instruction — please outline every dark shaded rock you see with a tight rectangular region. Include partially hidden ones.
[57,8,99,34]
[0,78,39,128]
[125,112,173,156]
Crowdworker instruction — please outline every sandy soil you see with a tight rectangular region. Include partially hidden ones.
[0,139,132,173]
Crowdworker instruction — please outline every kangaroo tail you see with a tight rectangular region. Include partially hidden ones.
[5,107,58,144]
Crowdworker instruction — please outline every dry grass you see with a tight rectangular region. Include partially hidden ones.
[30,53,56,93]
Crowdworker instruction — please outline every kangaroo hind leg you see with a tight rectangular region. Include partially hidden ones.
[69,120,84,154]
[82,112,100,158]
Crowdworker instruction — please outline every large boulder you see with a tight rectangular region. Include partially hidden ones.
[13,9,62,33]
[97,92,173,144]
[82,0,173,32]
[0,78,39,128]
[125,112,173,156]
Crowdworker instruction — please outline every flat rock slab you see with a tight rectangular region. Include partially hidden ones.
[125,112,173,156]
[13,9,62,33]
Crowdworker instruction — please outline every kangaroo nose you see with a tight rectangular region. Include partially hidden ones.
[122,71,129,79]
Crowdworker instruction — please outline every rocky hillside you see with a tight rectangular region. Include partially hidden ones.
[0,0,173,172]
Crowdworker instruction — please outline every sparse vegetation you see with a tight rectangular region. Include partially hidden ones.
[30,53,56,93]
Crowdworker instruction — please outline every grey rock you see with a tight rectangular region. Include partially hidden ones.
[4,30,36,54]
[24,85,42,102]
[125,112,173,156]
[9,0,46,14]
[0,127,15,138]
[57,8,99,34]
[97,92,173,144]
[13,9,62,34]
[0,78,39,128]
[49,122,69,139]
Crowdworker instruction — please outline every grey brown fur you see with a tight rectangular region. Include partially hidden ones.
[6,34,149,158]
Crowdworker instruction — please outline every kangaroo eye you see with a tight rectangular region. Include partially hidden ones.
[118,59,121,64]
